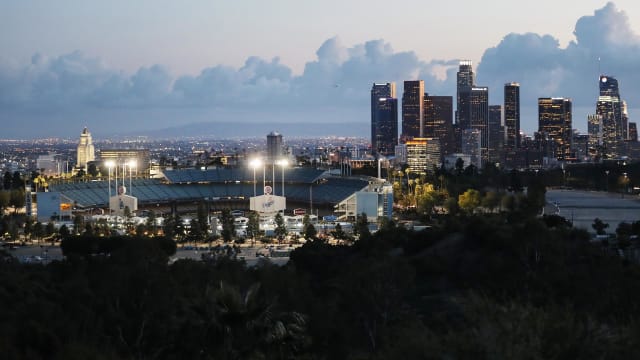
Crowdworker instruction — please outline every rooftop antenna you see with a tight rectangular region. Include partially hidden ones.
[598,57,601,77]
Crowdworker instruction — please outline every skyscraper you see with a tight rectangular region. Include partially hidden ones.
[470,87,489,164]
[596,75,624,158]
[588,114,603,159]
[629,122,638,142]
[538,98,572,161]
[405,138,441,175]
[488,105,504,164]
[267,131,283,163]
[401,80,424,141]
[504,83,520,149]
[423,95,454,156]
[371,83,398,155]
[77,127,95,171]
[456,60,474,129]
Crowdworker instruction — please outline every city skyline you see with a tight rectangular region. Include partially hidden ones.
[2,2,640,139]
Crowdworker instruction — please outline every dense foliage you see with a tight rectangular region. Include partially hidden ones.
[2,211,640,359]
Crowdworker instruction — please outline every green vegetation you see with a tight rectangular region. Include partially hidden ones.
[1,207,640,358]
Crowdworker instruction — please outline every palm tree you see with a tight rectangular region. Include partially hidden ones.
[202,282,309,359]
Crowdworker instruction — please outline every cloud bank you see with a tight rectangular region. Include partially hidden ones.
[0,2,637,138]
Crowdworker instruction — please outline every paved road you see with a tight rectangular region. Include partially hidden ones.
[546,189,640,233]
[7,244,292,266]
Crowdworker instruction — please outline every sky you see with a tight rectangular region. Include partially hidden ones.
[1,1,640,139]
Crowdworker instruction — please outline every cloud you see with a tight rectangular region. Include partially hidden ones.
[1,2,639,137]
[477,2,640,107]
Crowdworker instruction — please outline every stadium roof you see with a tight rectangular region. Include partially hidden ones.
[47,175,370,209]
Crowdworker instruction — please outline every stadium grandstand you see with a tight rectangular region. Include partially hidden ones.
[46,168,372,215]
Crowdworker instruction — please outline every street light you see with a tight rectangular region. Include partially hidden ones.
[249,159,262,197]
[605,170,610,192]
[277,159,288,196]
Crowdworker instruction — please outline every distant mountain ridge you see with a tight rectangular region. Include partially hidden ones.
[126,121,368,139]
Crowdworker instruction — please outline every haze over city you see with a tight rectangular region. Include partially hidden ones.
[2,1,640,138]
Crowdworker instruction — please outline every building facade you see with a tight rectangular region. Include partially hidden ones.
[504,83,520,149]
[401,80,424,141]
[370,83,398,155]
[405,138,441,174]
[597,75,624,159]
[488,105,504,165]
[456,60,475,130]
[538,98,572,161]
[470,87,489,165]
[77,127,95,171]
[423,95,454,157]
[267,131,283,163]
[588,114,603,160]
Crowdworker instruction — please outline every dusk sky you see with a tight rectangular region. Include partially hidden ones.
[2,1,640,138]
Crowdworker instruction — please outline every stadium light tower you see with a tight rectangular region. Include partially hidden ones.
[127,159,137,196]
[249,158,263,197]
[277,159,288,196]
[105,160,115,215]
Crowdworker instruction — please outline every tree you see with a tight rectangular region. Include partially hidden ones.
[354,212,371,240]
[458,189,481,214]
[3,171,11,190]
[220,208,235,242]
[302,214,317,241]
[196,201,209,235]
[592,218,609,235]
[45,222,55,237]
[482,191,500,213]
[246,211,262,243]
[0,191,9,213]
[87,163,99,177]
[331,222,350,244]
[59,224,70,239]
[11,171,23,189]
[444,197,460,215]
[9,189,25,214]
[455,157,465,175]
[145,210,157,235]
[274,212,287,242]
[73,214,84,235]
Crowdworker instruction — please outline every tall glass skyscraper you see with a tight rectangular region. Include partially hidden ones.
[423,95,454,156]
[371,83,397,155]
[456,60,474,129]
[401,80,424,142]
[538,98,572,161]
[504,83,520,149]
[597,75,624,158]
[488,105,504,164]
[470,87,489,165]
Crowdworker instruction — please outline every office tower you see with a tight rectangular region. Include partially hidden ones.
[371,83,398,155]
[488,105,504,164]
[456,60,474,129]
[504,83,520,149]
[622,100,629,140]
[572,133,589,161]
[629,122,638,142]
[401,80,424,141]
[267,131,283,163]
[461,129,482,169]
[596,75,624,158]
[423,95,454,156]
[470,87,489,165]
[77,127,95,171]
[405,138,441,174]
[588,114,603,159]
[538,98,572,161]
